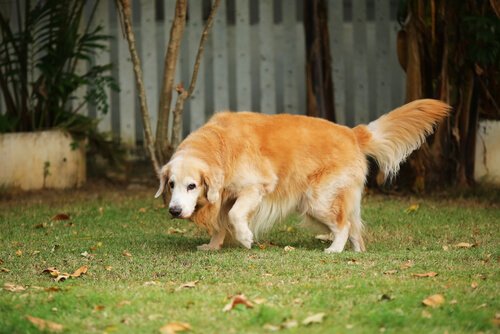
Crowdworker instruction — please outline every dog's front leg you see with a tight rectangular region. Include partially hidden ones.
[197,228,226,251]
[228,186,262,249]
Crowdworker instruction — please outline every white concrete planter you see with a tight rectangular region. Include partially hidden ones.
[0,130,86,190]
[475,120,500,186]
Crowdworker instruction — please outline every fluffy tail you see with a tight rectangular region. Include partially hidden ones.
[353,99,451,178]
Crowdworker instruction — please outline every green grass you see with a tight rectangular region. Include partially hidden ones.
[0,190,499,333]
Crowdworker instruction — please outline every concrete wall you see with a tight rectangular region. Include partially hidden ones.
[0,130,86,190]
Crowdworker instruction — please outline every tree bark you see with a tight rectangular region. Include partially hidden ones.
[155,0,187,165]
[303,0,335,121]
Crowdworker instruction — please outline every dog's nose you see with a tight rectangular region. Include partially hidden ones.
[169,206,182,218]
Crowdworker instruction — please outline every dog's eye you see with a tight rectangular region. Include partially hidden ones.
[169,181,175,189]
[187,183,196,191]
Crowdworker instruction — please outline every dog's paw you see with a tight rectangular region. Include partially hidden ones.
[324,246,343,254]
[197,243,221,251]
[235,230,253,249]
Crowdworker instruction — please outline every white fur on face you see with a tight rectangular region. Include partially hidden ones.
[167,156,206,218]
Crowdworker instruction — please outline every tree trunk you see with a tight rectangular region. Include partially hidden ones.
[303,0,335,121]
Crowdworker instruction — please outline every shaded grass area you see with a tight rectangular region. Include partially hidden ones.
[0,190,499,333]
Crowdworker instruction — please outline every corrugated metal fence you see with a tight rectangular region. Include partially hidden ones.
[1,0,406,148]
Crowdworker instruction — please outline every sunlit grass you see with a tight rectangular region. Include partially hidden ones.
[0,190,498,333]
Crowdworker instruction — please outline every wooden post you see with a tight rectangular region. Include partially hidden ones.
[303,0,335,121]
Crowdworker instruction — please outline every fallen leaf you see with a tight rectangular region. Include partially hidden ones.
[284,246,295,252]
[454,242,475,249]
[412,272,438,278]
[42,267,60,277]
[302,313,326,325]
[176,280,198,291]
[282,319,298,329]
[99,207,104,214]
[405,204,419,213]
[315,233,333,242]
[262,324,280,332]
[117,300,131,307]
[55,274,70,282]
[422,294,445,308]
[379,294,394,302]
[105,266,113,271]
[15,249,23,256]
[34,223,47,229]
[144,281,158,286]
[32,250,40,255]
[51,213,70,221]
[383,270,398,275]
[71,265,88,278]
[471,281,478,289]
[253,297,266,305]
[400,260,414,269]
[138,207,147,213]
[442,245,449,251]
[421,310,432,319]
[1,267,10,273]
[0,258,3,265]
[4,283,25,292]
[26,315,63,332]
[93,305,105,312]
[80,251,90,258]
[222,294,254,312]
[159,322,191,334]
[45,287,61,292]
[167,227,187,234]
[123,250,132,257]
[493,313,500,327]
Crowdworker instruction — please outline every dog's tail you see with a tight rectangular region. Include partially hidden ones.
[353,99,451,179]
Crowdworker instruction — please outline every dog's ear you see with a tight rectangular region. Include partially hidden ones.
[203,168,224,204]
[155,164,170,198]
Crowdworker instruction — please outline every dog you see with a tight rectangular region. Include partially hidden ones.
[155,99,450,252]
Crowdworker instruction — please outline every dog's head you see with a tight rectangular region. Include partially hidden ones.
[155,156,223,219]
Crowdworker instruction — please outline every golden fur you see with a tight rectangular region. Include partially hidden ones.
[156,99,450,252]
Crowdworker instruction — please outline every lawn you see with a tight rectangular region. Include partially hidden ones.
[0,187,498,333]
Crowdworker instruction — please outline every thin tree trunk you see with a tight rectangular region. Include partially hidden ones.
[303,0,335,121]
[155,0,187,165]
[116,0,160,175]
[170,0,221,148]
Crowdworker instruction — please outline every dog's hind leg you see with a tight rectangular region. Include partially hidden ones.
[228,186,263,249]
[348,202,365,252]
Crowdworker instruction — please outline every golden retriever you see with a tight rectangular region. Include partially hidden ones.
[155,99,450,252]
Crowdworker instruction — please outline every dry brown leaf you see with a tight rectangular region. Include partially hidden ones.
[93,305,105,312]
[400,260,414,269]
[26,315,63,332]
[45,286,61,292]
[412,272,438,278]
[167,227,187,235]
[383,270,398,275]
[176,280,198,291]
[421,310,432,319]
[302,313,326,325]
[138,207,147,213]
[1,267,10,273]
[222,294,254,312]
[405,204,419,213]
[4,283,26,292]
[42,267,60,277]
[455,242,475,249]
[71,265,88,278]
[471,281,479,289]
[52,213,70,221]
[262,324,280,332]
[105,266,113,271]
[284,246,295,252]
[159,322,191,334]
[117,300,131,307]
[15,249,23,256]
[442,245,449,251]
[282,319,298,329]
[253,297,267,305]
[123,250,132,257]
[422,294,445,308]
[55,274,70,282]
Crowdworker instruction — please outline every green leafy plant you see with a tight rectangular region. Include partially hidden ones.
[0,0,118,137]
